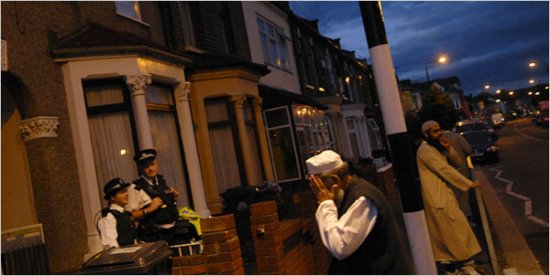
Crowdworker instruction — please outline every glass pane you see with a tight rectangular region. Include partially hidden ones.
[268,39,278,64]
[265,107,289,128]
[209,126,241,192]
[269,127,299,181]
[346,119,355,130]
[349,133,360,159]
[88,112,136,208]
[259,34,270,63]
[205,100,229,123]
[267,24,275,37]
[149,111,189,207]
[115,1,139,19]
[146,84,174,105]
[257,17,265,32]
[85,83,124,107]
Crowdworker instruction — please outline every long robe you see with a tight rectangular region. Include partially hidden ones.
[416,141,481,262]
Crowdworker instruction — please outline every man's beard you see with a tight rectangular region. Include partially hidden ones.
[334,189,345,206]
[427,135,446,152]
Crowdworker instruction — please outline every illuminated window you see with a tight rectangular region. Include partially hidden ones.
[257,17,289,70]
[115,1,142,21]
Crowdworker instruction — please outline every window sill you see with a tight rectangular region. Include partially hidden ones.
[116,12,150,27]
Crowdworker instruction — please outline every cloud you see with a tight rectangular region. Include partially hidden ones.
[290,1,549,95]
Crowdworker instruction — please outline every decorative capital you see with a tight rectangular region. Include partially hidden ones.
[126,74,152,97]
[19,116,59,142]
[252,97,263,111]
[177,81,191,102]
[230,95,247,109]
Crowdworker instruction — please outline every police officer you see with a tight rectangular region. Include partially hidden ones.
[98,178,137,249]
[131,149,180,244]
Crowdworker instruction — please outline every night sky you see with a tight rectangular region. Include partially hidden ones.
[289,1,549,96]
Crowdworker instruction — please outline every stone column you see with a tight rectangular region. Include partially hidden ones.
[252,97,275,181]
[230,95,259,186]
[174,82,211,217]
[19,115,88,272]
[126,75,154,149]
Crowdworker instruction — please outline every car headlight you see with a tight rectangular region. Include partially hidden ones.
[486,146,499,152]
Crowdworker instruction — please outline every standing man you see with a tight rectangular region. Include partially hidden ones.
[416,120,481,274]
[131,149,180,244]
[307,150,413,274]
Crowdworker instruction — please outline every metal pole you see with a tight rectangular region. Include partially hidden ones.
[359,2,437,274]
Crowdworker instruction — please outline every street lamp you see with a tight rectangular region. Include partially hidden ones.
[484,84,491,90]
[529,79,536,84]
[509,91,514,96]
[528,60,549,74]
[496,89,501,94]
[425,54,448,81]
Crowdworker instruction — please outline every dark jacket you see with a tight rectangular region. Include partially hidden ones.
[134,175,179,228]
[328,176,414,275]
[101,208,137,246]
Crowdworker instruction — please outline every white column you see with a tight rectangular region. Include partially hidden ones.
[174,82,211,217]
[126,75,154,149]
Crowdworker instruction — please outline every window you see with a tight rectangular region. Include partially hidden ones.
[146,83,190,208]
[264,106,300,182]
[115,1,142,21]
[206,98,242,192]
[292,105,333,164]
[366,118,384,150]
[346,118,360,160]
[84,79,192,208]
[84,79,138,208]
[257,17,289,70]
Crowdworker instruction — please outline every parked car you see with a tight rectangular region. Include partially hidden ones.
[455,120,498,141]
[461,130,500,164]
[490,113,505,128]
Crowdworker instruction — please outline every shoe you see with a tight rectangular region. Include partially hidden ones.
[460,265,481,275]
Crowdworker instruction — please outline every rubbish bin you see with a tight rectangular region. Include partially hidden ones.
[80,241,172,274]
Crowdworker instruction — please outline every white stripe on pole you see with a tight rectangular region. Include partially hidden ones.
[403,211,437,274]
[369,44,407,135]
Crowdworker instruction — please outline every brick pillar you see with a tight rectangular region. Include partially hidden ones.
[249,201,282,274]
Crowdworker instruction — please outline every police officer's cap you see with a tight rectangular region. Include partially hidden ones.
[103,178,130,200]
[134,149,157,164]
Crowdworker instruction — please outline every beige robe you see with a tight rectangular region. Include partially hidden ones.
[416,141,481,262]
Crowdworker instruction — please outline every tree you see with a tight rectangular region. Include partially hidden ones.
[417,88,459,130]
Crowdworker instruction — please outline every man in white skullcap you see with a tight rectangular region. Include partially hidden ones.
[417,120,481,274]
[307,150,413,274]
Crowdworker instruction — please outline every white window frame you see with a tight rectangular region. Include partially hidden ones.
[256,16,290,71]
[263,106,301,183]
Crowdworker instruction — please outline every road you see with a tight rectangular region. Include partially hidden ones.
[477,117,549,273]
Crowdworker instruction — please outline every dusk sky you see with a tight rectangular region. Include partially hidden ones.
[289,1,549,96]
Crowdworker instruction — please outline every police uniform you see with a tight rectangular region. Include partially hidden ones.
[98,178,137,249]
[132,149,179,244]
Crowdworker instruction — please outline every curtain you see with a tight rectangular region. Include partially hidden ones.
[148,111,190,208]
[209,127,241,192]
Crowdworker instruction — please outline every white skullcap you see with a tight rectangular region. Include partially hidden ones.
[306,150,344,175]
[421,120,439,134]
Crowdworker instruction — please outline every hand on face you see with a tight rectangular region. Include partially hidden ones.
[439,135,451,149]
[309,175,337,203]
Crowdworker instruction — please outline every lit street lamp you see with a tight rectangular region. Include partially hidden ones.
[484,84,491,90]
[496,89,501,94]
[529,79,536,84]
[509,91,514,96]
[425,55,448,81]
[528,60,549,74]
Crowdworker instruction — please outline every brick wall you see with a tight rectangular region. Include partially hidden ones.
[250,200,329,275]
[171,214,244,275]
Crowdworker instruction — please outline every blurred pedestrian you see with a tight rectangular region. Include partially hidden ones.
[307,150,413,274]
[417,120,481,274]
[98,178,137,249]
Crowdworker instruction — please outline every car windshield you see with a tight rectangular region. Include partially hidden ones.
[462,131,492,143]
[456,123,486,133]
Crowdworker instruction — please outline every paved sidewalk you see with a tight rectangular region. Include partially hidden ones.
[476,169,545,275]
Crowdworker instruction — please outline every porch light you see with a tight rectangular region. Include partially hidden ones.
[120,148,128,155]
[319,87,326,92]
